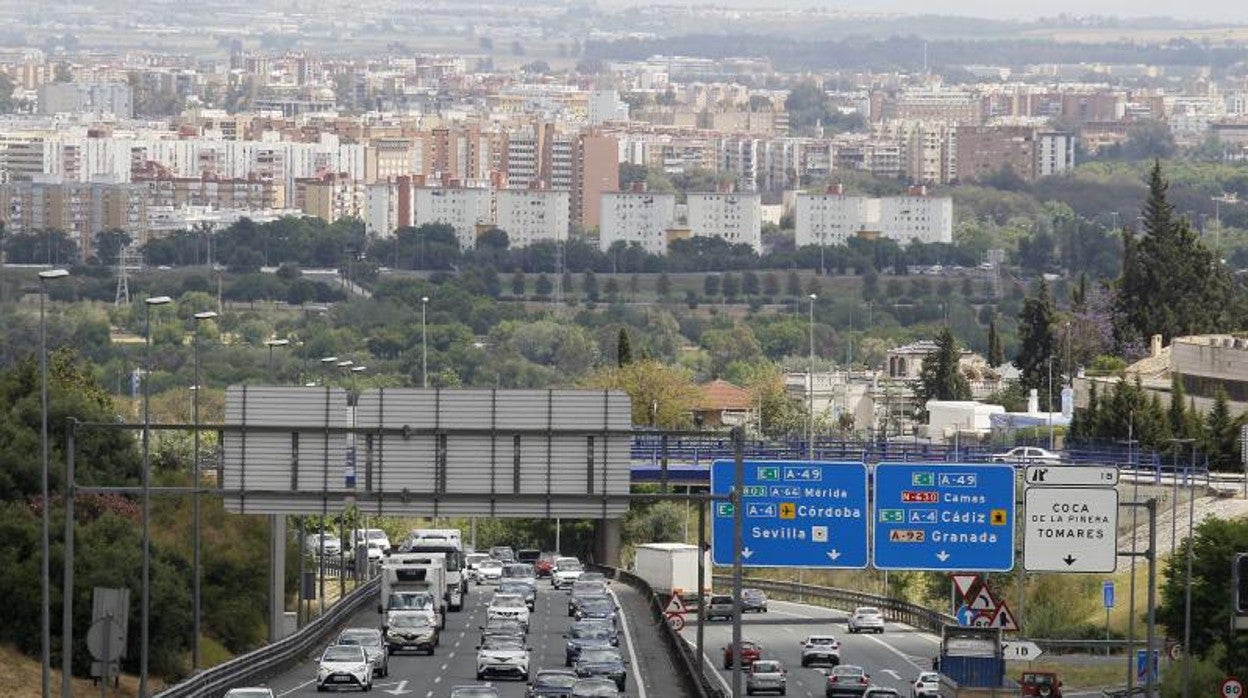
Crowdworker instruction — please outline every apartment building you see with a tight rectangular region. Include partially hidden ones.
[495,189,571,247]
[38,82,134,118]
[794,186,876,248]
[0,180,149,252]
[795,186,952,247]
[877,187,954,244]
[685,192,762,252]
[599,189,677,254]
[412,185,493,249]
[955,125,1075,183]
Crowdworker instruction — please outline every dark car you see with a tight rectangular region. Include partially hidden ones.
[742,588,768,613]
[526,669,579,698]
[574,596,618,625]
[500,579,538,611]
[517,549,542,564]
[383,613,438,655]
[723,640,762,669]
[571,678,621,697]
[564,622,616,666]
[825,664,871,698]
[568,583,610,617]
[573,647,628,691]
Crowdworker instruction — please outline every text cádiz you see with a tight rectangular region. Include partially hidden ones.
[751,505,862,540]
[1028,502,1110,540]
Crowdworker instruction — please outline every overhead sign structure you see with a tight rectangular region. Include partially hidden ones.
[873,463,1015,572]
[1002,640,1043,662]
[1026,465,1120,487]
[711,460,869,569]
[1024,487,1119,573]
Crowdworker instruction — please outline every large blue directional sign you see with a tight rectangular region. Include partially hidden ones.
[711,460,868,569]
[873,462,1015,572]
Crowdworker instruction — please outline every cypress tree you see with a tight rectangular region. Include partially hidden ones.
[916,326,972,403]
[987,317,1005,367]
[1014,278,1056,401]
[617,328,633,367]
[1167,374,1187,441]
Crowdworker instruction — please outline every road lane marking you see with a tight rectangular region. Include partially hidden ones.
[610,588,648,698]
[859,632,926,672]
[277,678,317,696]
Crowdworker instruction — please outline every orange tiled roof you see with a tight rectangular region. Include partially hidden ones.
[696,379,753,411]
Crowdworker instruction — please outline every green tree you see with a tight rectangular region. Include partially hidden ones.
[742,270,760,297]
[987,317,1005,367]
[617,328,633,367]
[534,273,552,297]
[582,271,599,302]
[1014,278,1057,404]
[915,326,971,405]
[762,273,779,297]
[1115,162,1235,346]
[703,274,721,298]
[510,270,526,297]
[656,272,671,299]
[721,273,740,301]
[1157,517,1248,674]
[785,271,801,298]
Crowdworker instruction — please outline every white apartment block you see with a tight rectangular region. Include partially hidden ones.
[365,182,402,238]
[1037,132,1076,178]
[686,192,762,252]
[38,82,133,118]
[599,191,677,254]
[413,186,493,250]
[495,189,571,248]
[588,90,630,126]
[796,190,952,247]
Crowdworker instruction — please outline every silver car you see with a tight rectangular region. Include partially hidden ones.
[746,659,787,695]
[848,606,885,634]
[336,627,389,677]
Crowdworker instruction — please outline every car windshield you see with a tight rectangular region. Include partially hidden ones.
[833,666,865,677]
[535,673,578,688]
[500,582,531,594]
[480,560,502,569]
[571,625,612,640]
[482,637,525,650]
[580,598,614,611]
[855,608,881,616]
[752,661,781,673]
[559,560,583,571]
[711,596,732,604]
[340,630,380,645]
[492,595,525,608]
[578,649,620,663]
[467,554,490,565]
[1025,674,1055,686]
[323,646,363,662]
[918,672,939,682]
[572,681,619,697]
[504,564,535,577]
[807,637,836,645]
[388,593,432,610]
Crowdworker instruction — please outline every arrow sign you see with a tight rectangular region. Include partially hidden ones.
[741,548,753,559]
[384,680,412,696]
[1024,487,1119,573]
[936,550,950,562]
[1003,641,1043,661]
[827,550,841,562]
[967,586,996,611]
[956,605,975,626]
[1063,555,1077,566]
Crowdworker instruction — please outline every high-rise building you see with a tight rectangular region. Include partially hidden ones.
[599,189,677,254]
[686,192,762,252]
[495,189,571,248]
[38,82,134,118]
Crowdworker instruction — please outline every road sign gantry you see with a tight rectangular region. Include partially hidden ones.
[873,462,1016,572]
[711,460,869,569]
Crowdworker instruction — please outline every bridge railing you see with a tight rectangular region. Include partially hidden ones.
[710,574,956,635]
[153,577,380,698]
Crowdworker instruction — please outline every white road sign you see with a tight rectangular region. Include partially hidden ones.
[1024,487,1119,573]
[1002,640,1044,661]
[1025,465,1119,487]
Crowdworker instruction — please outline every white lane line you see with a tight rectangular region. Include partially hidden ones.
[698,647,733,695]
[859,632,926,672]
[610,588,649,698]
[277,678,317,696]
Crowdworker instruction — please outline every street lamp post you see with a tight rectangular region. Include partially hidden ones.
[421,296,429,388]
[1048,357,1054,451]
[265,338,290,378]
[190,310,216,672]
[140,295,172,698]
[808,293,817,460]
[38,268,68,698]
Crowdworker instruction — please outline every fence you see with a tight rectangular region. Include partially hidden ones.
[153,577,379,698]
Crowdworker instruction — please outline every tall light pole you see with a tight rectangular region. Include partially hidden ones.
[808,293,817,460]
[265,338,290,378]
[421,296,429,388]
[190,310,216,672]
[1047,357,1054,450]
[140,295,172,698]
[38,267,68,698]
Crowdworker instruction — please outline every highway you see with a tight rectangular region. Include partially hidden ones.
[681,599,941,697]
[244,578,681,698]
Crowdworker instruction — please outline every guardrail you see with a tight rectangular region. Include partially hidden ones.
[590,564,725,698]
[710,575,956,634]
[154,577,380,698]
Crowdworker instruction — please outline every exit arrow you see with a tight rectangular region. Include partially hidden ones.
[936,550,950,562]
[1063,555,1076,566]
[384,680,411,696]
[741,548,754,560]
[827,550,841,562]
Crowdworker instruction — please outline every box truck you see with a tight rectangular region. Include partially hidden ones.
[632,542,707,597]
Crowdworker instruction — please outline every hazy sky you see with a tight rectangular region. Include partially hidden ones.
[656,1,1248,23]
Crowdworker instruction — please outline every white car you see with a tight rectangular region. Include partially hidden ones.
[351,528,392,554]
[305,533,342,557]
[848,606,885,634]
[316,644,372,692]
[800,635,841,667]
[911,671,941,697]
[552,557,585,589]
[466,553,492,582]
[477,559,504,585]
[476,634,531,681]
[335,627,389,677]
[990,446,1062,465]
[487,593,531,630]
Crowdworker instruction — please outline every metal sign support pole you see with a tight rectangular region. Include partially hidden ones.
[61,420,77,698]
[731,426,744,698]
[696,497,706,676]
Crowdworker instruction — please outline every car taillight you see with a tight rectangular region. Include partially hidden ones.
[829,676,838,683]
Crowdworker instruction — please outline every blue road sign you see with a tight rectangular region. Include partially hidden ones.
[1103,581,1115,609]
[955,604,975,626]
[1136,649,1160,683]
[711,460,868,569]
[873,463,1016,572]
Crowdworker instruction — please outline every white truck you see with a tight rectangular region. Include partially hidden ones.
[380,556,447,629]
[403,529,466,611]
[633,542,706,598]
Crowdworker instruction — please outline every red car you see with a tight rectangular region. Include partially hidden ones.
[535,552,557,578]
[722,640,762,669]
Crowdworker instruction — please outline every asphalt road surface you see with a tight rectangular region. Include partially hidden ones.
[239,578,682,698]
[680,598,942,697]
